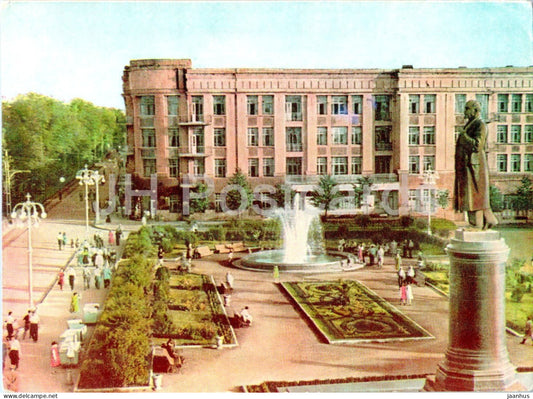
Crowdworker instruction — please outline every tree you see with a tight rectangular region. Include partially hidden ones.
[515,177,533,220]
[190,182,210,213]
[310,175,342,219]
[224,168,253,214]
[489,185,505,213]
[352,176,373,208]
[271,183,296,208]
[436,189,450,210]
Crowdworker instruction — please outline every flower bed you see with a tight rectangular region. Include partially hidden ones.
[281,280,433,343]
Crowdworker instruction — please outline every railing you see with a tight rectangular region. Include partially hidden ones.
[284,173,398,185]
[375,142,393,151]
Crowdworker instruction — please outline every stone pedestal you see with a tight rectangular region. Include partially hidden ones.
[429,229,523,391]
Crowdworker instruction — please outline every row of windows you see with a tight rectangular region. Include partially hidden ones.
[409,126,436,145]
[496,125,533,144]
[140,93,533,120]
[496,153,533,172]
[409,155,436,174]
[139,94,392,121]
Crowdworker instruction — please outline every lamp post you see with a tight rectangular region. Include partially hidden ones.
[421,167,439,236]
[76,165,95,235]
[91,170,105,224]
[11,193,47,308]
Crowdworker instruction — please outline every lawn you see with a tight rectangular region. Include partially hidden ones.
[282,280,433,343]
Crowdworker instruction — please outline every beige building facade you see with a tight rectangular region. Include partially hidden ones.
[122,59,533,218]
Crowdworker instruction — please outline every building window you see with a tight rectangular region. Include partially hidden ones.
[140,96,155,116]
[169,158,179,177]
[423,155,435,172]
[331,96,348,115]
[247,127,259,146]
[332,157,348,175]
[317,127,328,145]
[375,156,391,174]
[423,126,436,145]
[511,94,522,113]
[286,127,303,152]
[286,157,302,175]
[351,126,362,145]
[215,193,222,212]
[317,96,327,115]
[476,94,489,120]
[262,95,274,115]
[374,95,391,121]
[455,94,466,114]
[409,95,420,114]
[193,159,204,176]
[168,128,180,147]
[408,189,418,210]
[525,125,533,143]
[424,95,436,114]
[192,127,204,153]
[142,129,156,147]
[498,94,509,113]
[214,128,226,147]
[352,95,363,115]
[375,126,392,151]
[143,158,156,176]
[409,156,420,174]
[263,158,274,177]
[285,95,302,121]
[351,157,362,175]
[497,154,508,172]
[214,159,226,178]
[248,158,258,177]
[245,95,257,115]
[167,95,179,116]
[510,154,521,172]
[332,126,348,145]
[192,96,203,121]
[526,94,533,113]
[497,125,508,143]
[510,125,521,143]
[525,154,533,172]
[317,157,327,175]
[262,127,274,146]
[213,95,226,115]
[409,126,420,145]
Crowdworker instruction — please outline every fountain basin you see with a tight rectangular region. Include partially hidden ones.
[236,249,348,273]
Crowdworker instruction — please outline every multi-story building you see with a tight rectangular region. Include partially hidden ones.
[122,59,533,219]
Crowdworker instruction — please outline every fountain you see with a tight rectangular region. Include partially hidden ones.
[237,194,351,273]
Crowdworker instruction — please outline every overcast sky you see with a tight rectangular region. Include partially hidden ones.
[1,0,532,110]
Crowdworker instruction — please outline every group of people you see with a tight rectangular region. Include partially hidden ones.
[338,239,419,268]
[397,265,417,306]
[3,308,41,373]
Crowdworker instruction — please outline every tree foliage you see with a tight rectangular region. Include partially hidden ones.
[515,177,533,220]
[311,175,342,218]
[224,168,253,213]
[2,93,125,205]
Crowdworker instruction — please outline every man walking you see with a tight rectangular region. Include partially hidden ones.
[29,311,39,342]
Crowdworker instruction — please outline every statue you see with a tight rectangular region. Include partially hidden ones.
[454,100,498,230]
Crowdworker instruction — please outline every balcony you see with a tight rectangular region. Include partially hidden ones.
[178,115,212,126]
[172,146,212,157]
[285,173,398,186]
[375,142,393,151]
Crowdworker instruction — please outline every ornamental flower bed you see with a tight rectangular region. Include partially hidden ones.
[282,280,433,343]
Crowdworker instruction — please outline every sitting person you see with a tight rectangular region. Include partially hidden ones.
[162,338,176,359]
[239,306,253,326]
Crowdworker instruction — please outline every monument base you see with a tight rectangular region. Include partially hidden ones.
[424,374,526,392]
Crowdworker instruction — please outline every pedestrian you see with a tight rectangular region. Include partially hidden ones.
[115,225,122,246]
[103,266,112,289]
[2,335,8,370]
[65,265,76,290]
[520,316,533,345]
[50,341,60,368]
[8,336,20,370]
[394,252,402,271]
[70,292,80,313]
[94,267,102,289]
[368,244,377,265]
[3,364,19,391]
[398,266,406,289]
[377,246,385,268]
[108,230,115,246]
[57,232,63,250]
[70,239,75,248]
[29,311,39,342]
[407,265,416,285]
[406,283,414,305]
[82,267,91,290]
[225,271,235,289]
[408,239,414,258]
[239,306,253,326]
[21,311,31,340]
[62,232,67,248]
[400,281,407,305]
[4,312,15,339]
[358,244,364,263]
[389,240,397,256]
[57,271,64,291]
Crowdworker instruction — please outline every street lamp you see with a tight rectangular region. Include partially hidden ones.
[91,170,105,224]
[76,165,95,234]
[11,193,47,308]
[420,167,439,236]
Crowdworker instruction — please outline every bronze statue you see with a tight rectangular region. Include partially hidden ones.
[454,100,498,230]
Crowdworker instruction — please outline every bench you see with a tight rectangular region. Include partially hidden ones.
[194,246,213,258]
[229,242,247,253]
[215,244,231,254]
[152,346,182,373]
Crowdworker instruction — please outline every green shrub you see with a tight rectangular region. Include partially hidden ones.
[511,284,526,303]
[354,214,371,228]
[400,215,414,228]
